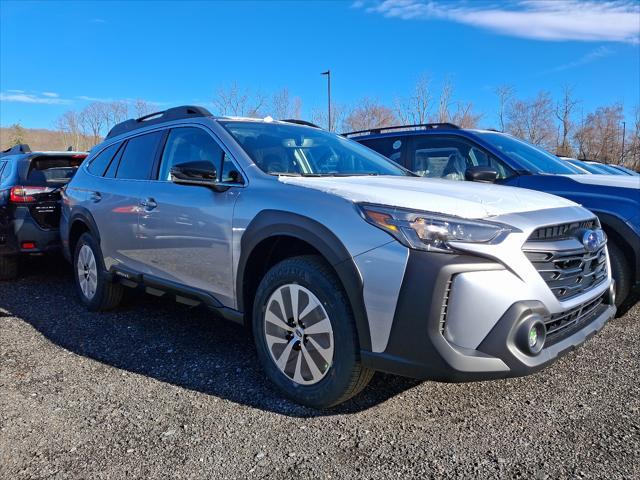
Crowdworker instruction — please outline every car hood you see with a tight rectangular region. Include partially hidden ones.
[278,176,577,219]
[563,174,640,189]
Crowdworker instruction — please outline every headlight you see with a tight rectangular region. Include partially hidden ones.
[359,204,512,253]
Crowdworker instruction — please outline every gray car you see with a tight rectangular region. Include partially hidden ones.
[61,106,616,408]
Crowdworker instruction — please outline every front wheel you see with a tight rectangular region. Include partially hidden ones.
[73,233,123,311]
[608,239,632,317]
[252,255,373,409]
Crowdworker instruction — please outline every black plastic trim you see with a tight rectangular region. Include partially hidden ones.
[237,210,371,350]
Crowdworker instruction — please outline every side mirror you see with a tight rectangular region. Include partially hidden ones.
[465,166,498,183]
[170,161,227,191]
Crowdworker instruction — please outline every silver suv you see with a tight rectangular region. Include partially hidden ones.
[61,106,616,408]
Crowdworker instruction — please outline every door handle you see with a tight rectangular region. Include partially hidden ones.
[90,191,102,202]
[139,198,157,210]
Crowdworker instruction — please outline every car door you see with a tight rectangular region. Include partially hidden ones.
[136,125,242,307]
[406,135,514,183]
[87,131,163,273]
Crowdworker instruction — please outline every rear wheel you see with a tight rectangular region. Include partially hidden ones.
[73,233,123,311]
[0,255,19,280]
[252,255,373,408]
[608,239,632,317]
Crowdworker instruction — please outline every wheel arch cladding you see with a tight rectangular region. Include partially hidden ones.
[237,210,372,351]
[68,209,101,258]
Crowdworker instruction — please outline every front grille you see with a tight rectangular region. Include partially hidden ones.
[544,293,606,345]
[524,245,607,300]
[529,219,597,242]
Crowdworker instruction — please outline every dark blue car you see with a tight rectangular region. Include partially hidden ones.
[349,124,640,315]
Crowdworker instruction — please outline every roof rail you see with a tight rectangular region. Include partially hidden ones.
[280,119,322,129]
[106,105,213,140]
[1,143,32,157]
[342,122,460,138]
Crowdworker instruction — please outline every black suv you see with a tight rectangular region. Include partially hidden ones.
[0,144,87,279]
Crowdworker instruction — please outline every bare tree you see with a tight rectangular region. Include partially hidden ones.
[311,102,346,132]
[555,85,579,156]
[494,85,515,132]
[270,88,302,119]
[450,101,483,128]
[573,103,624,163]
[103,101,129,132]
[214,82,266,118]
[343,98,397,132]
[79,102,107,147]
[133,99,156,118]
[394,74,432,125]
[437,78,454,123]
[55,110,87,151]
[506,91,556,150]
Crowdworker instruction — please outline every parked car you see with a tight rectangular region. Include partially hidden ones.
[350,124,640,316]
[0,144,87,279]
[61,107,615,408]
[609,164,639,176]
[561,157,631,176]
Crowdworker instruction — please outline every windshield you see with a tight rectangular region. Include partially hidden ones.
[221,121,410,177]
[476,132,579,175]
[590,163,628,175]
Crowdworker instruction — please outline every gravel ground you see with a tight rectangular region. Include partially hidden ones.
[1,256,639,480]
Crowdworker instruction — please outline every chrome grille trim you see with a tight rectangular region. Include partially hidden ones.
[439,276,453,334]
[528,219,598,242]
[544,293,606,345]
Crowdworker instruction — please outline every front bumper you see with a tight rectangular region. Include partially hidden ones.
[360,250,616,381]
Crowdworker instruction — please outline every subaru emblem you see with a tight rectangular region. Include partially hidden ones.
[582,229,606,253]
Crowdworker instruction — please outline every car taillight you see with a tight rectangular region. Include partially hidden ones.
[9,186,54,203]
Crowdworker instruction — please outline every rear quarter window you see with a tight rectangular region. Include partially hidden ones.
[115,131,164,180]
[88,142,122,176]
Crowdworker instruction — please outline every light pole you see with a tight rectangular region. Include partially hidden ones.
[621,121,626,165]
[321,70,331,131]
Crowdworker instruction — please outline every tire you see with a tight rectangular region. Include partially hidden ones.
[608,239,632,317]
[252,255,373,409]
[73,232,123,311]
[0,255,19,281]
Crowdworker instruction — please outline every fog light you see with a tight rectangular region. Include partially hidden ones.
[517,315,546,355]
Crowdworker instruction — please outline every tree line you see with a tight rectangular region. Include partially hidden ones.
[3,77,639,169]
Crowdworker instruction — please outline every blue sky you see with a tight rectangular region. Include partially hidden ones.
[1,0,639,130]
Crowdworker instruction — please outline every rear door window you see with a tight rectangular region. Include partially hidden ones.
[358,136,404,166]
[88,142,122,176]
[115,131,163,180]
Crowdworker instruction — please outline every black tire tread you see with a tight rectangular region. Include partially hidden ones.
[74,233,124,311]
[254,255,373,408]
[0,256,18,281]
[608,239,632,317]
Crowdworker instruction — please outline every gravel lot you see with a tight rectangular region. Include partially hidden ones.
[1,256,639,479]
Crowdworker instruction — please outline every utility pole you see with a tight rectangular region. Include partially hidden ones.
[621,121,626,165]
[321,70,331,131]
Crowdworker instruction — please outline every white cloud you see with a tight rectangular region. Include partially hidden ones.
[359,0,640,43]
[545,46,614,73]
[0,92,71,105]
[41,92,60,98]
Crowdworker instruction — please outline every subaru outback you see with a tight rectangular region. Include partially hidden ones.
[61,106,616,408]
